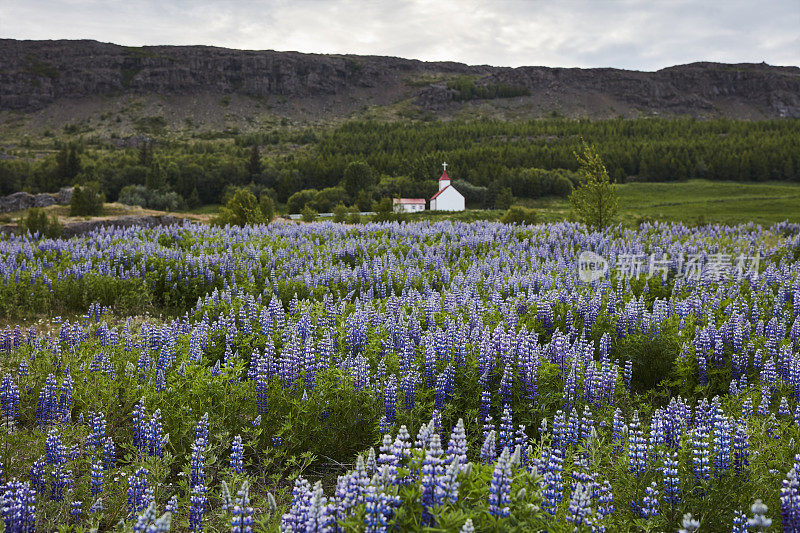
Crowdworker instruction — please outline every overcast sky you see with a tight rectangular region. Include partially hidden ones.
[1,0,798,70]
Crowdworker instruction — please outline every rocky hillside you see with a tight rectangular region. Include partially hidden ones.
[1,39,798,129]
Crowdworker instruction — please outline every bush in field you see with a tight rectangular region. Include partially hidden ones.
[213,188,264,226]
[259,194,275,222]
[333,203,348,223]
[301,205,318,222]
[371,197,395,222]
[310,187,348,213]
[347,207,361,224]
[500,206,539,225]
[570,139,619,228]
[341,161,377,200]
[70,181,104,216]
[287,189,318,214]
[118,185,185,211]
[553,175,574,197]
[17,207,62,238]
[494,186,514,210]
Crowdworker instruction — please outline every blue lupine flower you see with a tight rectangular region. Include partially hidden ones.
[127,468,151,516]
[446,419,468,469]
[691,427,710,481]
[640,481,659,518]
[231,481,254,533]
[420,433,446,525]
[781,466,800,533]
[384,375,397,424]
[480,430,497,464]
[747,499,772,531]
[488,447,512,518]
[567,482,592,527]
[1,481,36,533]
[628,411,647,475]
[498,406,514,455]
[231,435,244,474]
[189,483,207,532]
[541,447,564,515]
[90,456,103,497]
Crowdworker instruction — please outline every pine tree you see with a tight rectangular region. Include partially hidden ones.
[248,145,262,177]
[569,139,619,229]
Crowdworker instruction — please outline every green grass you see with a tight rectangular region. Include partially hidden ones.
[519,180,800,226]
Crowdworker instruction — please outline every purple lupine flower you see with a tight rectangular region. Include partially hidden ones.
[747,499,772,531]
[596,479,614,518]
[480,430,497,464]
[231,481,254,533]
[189,484,207,532]
[103,437,116,470]
[90,456,103,497]
[729,508,748,532]
[231,435,244,474]
[29,457,46,495]
[70,500,82,518]
[420,433,446,525]
[488,446,513,518]
[132,398,147,452]
[1,481,36,533]
[691,426,710,481]
[567,482,592,528]
[781,464,800,533]
[127,468,151,516]
[384,375,397,424]
[0,375,20,429]
[364,479,391,533]
[446,418,468,468]
[640,481,659,518]
[628,412,647,475]
[541,447,564,515]
[498,406,514,455]
[663,452,680,507]
[35,374,59,426]
[479,389,491,425]
[147,409,163,458]
[50,464,70,502]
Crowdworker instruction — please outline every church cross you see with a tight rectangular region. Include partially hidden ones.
[442,162,448,172]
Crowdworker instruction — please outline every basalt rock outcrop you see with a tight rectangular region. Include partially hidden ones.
[0,39,798,119]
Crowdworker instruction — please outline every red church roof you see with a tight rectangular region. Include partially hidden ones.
[439,171,450,181]
[393,198,425,204]
[430,185,450,200]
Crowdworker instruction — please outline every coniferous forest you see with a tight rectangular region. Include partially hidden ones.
[1,118,798,209]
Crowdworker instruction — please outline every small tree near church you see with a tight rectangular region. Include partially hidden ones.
[569,139,619,229]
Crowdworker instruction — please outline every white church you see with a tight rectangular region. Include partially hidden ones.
[392,163,465,213]
[430,163,465,211]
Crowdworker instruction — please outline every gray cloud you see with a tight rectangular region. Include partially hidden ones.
[1,0,798,69]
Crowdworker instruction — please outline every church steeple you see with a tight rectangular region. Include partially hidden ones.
[439,162,450,191]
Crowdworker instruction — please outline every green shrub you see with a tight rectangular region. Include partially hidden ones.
[18,208,62,238]
[494,186,514,210]
[70,182,104,216]
[213,188,264,227]
[553,175,573,197]
[347,207,361,224]
[333,203,348,223]
[310,187,348,213]
[259,194,275,222]
[371,197,395,223]
[118,185,185,211]
[500,206,539,225]
[287,189,318,214]
[301,205,318,222]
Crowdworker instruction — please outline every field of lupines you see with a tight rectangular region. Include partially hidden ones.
[2,219,800,532]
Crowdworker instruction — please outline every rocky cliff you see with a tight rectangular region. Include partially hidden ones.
[1,39,798,121]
